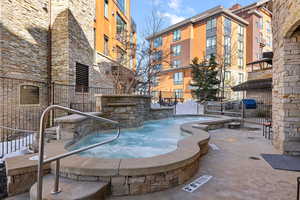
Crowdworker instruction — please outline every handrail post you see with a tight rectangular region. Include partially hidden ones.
[36,105,121,200]
[37,107,49,200]
[52,160,61,194]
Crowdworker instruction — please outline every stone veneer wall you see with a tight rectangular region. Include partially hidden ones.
[272,0,300,155]
[0,0,116,137]
[95,95,152,128]
[0,0,50,135]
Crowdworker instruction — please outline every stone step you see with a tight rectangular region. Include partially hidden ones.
[45,127,58,142]
[29,175,109,200]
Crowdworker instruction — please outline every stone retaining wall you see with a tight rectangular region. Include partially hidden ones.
[272,0,300,155]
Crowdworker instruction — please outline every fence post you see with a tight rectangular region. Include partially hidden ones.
[50,82,55,127]
[241,91,245,127]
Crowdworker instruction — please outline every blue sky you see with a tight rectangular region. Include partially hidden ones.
[131,0,258,39]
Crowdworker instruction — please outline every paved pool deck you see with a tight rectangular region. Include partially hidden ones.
[6,123,299,200]
[108,123,299,200]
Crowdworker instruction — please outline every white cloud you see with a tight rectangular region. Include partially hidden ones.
[147,0,162,6]
[186,7,196,15]
[168,0,181,11]
[159,12,185,25]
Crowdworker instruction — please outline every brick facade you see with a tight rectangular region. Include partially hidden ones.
[272,0,300,155]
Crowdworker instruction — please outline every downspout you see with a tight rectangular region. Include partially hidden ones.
[48,0,54,126]
[47,0,52,106]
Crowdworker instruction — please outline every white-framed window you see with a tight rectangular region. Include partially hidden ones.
[172,45,181,56]
[172,60,181,68]
[238,73,244,84]
[266,21,271,33]
[104,0,109,18]
[174,89,183,98]
[173,72,183,85]
[153,36,162,48]
[104,35,109,55]
[225,71,231,81]
[206,36,216,49]
[207,18,216,31]
[173,29,181,41]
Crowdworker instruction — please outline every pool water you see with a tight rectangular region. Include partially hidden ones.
[70,117,211,159]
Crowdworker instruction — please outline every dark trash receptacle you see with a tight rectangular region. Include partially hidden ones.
[242,99,257,109]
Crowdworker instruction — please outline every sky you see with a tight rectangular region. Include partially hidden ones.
[131,0,258,40]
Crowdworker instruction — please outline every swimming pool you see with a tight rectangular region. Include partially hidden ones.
[70,116,212,159]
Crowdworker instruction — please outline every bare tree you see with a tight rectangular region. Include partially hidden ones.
[106,10,172,94]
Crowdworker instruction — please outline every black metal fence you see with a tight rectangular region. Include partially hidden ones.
[205,89,272,124]
[0,76,126,158]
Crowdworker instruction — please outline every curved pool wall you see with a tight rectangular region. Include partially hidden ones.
[68,116,214,159]
[46,114,238,196]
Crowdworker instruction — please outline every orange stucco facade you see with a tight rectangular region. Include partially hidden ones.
[95,0,136,69]
[150,9,248,101]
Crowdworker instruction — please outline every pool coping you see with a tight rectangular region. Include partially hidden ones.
[6,114,238,177]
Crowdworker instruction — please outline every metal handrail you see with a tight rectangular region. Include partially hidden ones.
[37,105,121,200]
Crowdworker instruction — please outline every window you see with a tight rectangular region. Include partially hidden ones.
[238,25,244,36]
[224,36,231,51]
[225,71,231,81]
[104,35,109,56]
[224,18,231,35]
[206,36,216,49]
[116,0,125,13]
[153,37,162,48]
[259,18,264,29]
[116,14,127,40]
[238,73,244,84]
[224,54,231,65]
[75,63,89,92]
[116,46,127,65]
[172,45,181,56]
[154,64,162,71]
[266,21,271,33]
[207,18,216,32]
[238,25,244,41]
[20,85,40,105]
[224,36,231,65]
[153,51,162,61]
[266,36,272,47]
[173,30,181,41]
[104,0,109,18]
[152,76,159,86]
[173,72,183,85]
[174,89,183,98]
[238,39,244,68]
[172,60,181,68]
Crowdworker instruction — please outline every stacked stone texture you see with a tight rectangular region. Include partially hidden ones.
[272,0,300,155]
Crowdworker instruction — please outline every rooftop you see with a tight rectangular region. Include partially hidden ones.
[146,6,249,40]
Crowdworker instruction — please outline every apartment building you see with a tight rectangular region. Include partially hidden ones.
[95,0,136,70]
[147,6,248,101]
[230,0,272,64]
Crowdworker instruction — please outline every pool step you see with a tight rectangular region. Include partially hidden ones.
[29,175,109,200]
[45,127,58,142]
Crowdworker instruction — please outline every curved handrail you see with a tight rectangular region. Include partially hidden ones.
[37,105,120,200]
